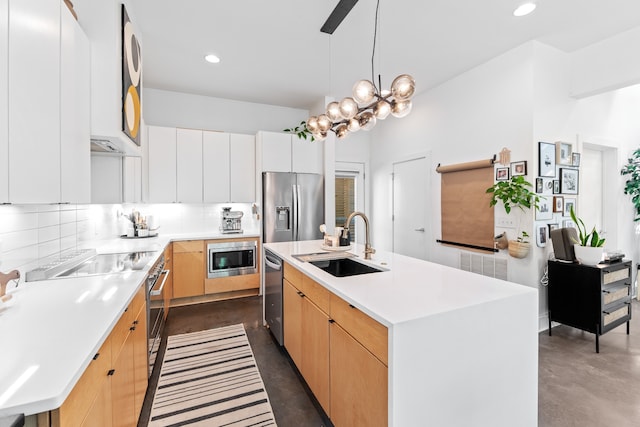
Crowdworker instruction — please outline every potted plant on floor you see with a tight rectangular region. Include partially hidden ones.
[569,205,605,265]
[621,148,640,221]
[486,175,541,259]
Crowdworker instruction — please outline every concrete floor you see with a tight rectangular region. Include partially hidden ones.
[138,296,329,427]
[539,300,640,427]
[139,296,640,427]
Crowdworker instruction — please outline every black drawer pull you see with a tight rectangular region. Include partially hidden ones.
[130,326,136,331]
[297,291,305,297]
[329,319,335,324]
[93,353,100,361]
[107,369,115,376]
[349,304,355,309]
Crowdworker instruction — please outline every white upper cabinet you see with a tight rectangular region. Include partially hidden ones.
[123,156,142,203]
[257,131,323,174]
[176,128,203,203]
[61,6,91,203]
[0,0,7,203]
[230,134,255,202]
[258,131,292,173]
[9,0,61,204]
[292,136,323,174]
[148,126,177,203]
[203,131,230,202]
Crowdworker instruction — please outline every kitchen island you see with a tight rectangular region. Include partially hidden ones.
[264,240,538,427]
[0,231,259,422]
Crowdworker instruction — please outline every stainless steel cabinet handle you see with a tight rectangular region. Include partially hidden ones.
[415,228,425,232]
[150,269,170,296]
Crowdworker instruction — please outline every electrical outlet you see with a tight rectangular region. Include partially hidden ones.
[497,217,516,228]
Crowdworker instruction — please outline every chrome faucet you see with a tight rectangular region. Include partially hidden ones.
[343,211,375,260]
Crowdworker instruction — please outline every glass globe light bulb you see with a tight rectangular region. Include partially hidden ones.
[326,102,342,121]
[391,100,413,118]
[313,131,327,141]
[316,114,332,132]
[336,124,348,139]
[306,116,319,133]
[373,100,391,120]
[339,97,358,120]
[352,79,376,104]
[347,117,361,132]
[359,111,376,131]
[391,74,416,101]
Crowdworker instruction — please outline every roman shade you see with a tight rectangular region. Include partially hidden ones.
[436,158,496,252]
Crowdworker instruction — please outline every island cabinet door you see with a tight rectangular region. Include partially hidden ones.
[283,278,303,367]
[301,298,330,415]
[330,322,388,427]
[80,377,112,427]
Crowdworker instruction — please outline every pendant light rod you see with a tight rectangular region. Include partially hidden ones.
[371,0,381,93]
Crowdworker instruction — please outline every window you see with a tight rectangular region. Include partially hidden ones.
[335,175,356,242]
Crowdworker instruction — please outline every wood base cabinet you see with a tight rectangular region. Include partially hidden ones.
[282,263,386,424]
[330,322,388,427]
[172,240,204,299]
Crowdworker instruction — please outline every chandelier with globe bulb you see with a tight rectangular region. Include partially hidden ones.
[305,0,415,141]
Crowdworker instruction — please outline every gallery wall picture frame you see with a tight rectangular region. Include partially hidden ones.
[562,219,576,229]
[548,223,559,234]
[535,178,543,193]
[510,161,527,176]
[559,168,579,194]
[555,141,573,165]
[542,178,554,195]
[572,152,581,167]
[563,197,576,217]
[552,180,560,194]
[496,167,510,181]
[538,141,556,177]
[553,196,564,213]
[536,222,548,247]
[536,197,553,220]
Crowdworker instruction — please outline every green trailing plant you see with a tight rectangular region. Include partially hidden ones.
[486,175,541,214]
[621,148,640,221]
[283,121,315,141]
[516,231,530,243]
[569,205,605,247]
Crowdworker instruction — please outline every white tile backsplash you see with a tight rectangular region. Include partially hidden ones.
[0,202,260,272]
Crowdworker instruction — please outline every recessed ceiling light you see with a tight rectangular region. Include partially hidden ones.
[513,3,536,17]
[204,54,220,64]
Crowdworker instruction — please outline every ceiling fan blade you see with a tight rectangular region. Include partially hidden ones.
[320,0,359,34]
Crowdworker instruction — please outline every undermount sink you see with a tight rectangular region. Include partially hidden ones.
[309,257,386,277]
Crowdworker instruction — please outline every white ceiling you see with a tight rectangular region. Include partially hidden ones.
[131,0,640,110]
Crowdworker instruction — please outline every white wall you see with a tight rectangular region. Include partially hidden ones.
[143,88,308,135]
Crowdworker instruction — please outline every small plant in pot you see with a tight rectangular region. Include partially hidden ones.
[569,205,605,265]
[486,175,541,259]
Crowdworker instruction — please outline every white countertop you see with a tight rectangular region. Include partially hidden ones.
[264,240,537,327]
[0,231,259,417]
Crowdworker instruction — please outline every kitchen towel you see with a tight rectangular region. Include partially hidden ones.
[149,324,277,426]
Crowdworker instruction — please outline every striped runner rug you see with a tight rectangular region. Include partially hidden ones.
[149,324,277,426]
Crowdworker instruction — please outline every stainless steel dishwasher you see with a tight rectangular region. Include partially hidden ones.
[264,249,284,345]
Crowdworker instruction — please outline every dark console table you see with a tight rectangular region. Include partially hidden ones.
[547,260,632,353]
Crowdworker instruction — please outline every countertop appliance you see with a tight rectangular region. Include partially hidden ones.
[207,240,257,279]
[262,172,324,243]
[147,254,169,376]
[264,249,283,345]
[220,207,243,234]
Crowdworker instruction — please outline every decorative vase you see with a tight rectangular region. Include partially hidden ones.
[508,240,530,259]
[573,244,604,266]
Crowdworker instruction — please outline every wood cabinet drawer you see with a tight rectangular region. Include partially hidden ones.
[603,267,629,285]
[603,285,630,306]
[284,262,302,286]
[603,304,630,327]
[57,336,112,426]
[302,275,330,314]
[173,240,204,253]
[330,294,388,366]
[129,284,145,320]
[111,285,144,362]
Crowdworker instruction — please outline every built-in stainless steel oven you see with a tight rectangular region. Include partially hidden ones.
[147,254,169,376]
[207,240,257,279]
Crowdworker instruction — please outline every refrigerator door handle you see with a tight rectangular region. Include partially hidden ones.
[292,184,299,241]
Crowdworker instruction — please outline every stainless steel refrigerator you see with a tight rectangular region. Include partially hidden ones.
[262,172,324,243]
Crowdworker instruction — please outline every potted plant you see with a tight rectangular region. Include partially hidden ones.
[621,148,640,221]
[486,175,541,258]
[569,205,605,265]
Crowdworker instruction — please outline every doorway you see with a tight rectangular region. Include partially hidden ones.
[335,162,365,244]
[392,155,430,260]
